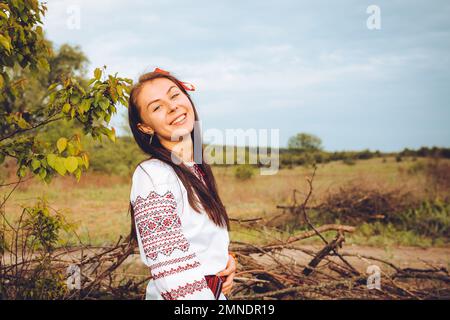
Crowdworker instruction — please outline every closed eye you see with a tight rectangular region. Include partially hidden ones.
[153,105,161,112]
[171,93,180,99]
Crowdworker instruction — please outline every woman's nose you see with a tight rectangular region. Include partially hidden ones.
[168,103,178,112]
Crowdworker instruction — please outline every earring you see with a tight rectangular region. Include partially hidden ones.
[148,132,154,144]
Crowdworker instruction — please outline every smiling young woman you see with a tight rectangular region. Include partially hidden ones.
[127,68,236,300]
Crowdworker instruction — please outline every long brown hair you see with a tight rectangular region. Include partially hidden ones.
[127,70,230,244]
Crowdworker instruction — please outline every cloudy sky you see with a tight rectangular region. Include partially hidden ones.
[42,0,450,151]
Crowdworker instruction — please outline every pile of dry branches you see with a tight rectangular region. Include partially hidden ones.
[228,168,450,299]
[228,229,449,299]
[317,184,416,223]
[0,218,145,300]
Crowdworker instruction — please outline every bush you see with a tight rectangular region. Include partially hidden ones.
[357,149,373,160]
[84,136,146,177]
[24,202,64,251]
[406,159,450,198]
[342,157,356,165]
[387,199,450,239]
[313,152,325,164]
[234,165,255,180]
[0,198,72,299]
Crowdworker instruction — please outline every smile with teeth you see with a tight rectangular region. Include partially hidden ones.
[171,113,187,125]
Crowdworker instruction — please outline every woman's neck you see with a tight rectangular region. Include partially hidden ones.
[160,134,194,163]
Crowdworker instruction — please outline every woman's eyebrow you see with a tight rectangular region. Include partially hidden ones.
[146,85,177,109]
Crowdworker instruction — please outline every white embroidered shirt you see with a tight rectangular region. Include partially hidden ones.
[130,158,230,300]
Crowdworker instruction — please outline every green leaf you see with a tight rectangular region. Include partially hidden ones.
[31,159,40,171]
[48,83,58,91]
[94,68,102,80]
[88,78,97,86]
[56,138,67,153]
[18,166,27,178]
[116,85,124,96]
[70,94,81,105]
[105,127,116,143]
[46,154,57,168]
[62,103,71,113]
[82,153,89,169]
[17,117,29,129]
[35,26,43,36]
[0,34,11,52]
[64,156,78,173]
[94,91,102,105]
[67,142,76,156]
[74,168,82,182]
[39,168,47,180]
[37,57,50,72]
[79,99,91,114]
[99,98,109,110]
[54,157,67,176]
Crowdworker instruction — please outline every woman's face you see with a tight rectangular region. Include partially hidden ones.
[136,77,195,141]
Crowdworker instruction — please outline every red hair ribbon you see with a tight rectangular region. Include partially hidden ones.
[153,67,196,91]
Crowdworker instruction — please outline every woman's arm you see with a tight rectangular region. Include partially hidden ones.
[130,164,216,300]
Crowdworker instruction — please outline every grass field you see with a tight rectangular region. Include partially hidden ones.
[3,156,448,248]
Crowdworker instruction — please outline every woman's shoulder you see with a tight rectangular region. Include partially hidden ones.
[132,158,178,185]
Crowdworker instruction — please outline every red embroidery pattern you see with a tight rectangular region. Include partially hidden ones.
[133,188,209,299]
[160,279,209,300]
[150,253,196,271]
[133,190,190,260]
[152,261,201,280]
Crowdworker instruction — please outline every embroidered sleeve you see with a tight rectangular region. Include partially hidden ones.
[130,164,215,300]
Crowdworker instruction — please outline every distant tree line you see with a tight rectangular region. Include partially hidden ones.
[398,147,450,159]
[77,133,450,175]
